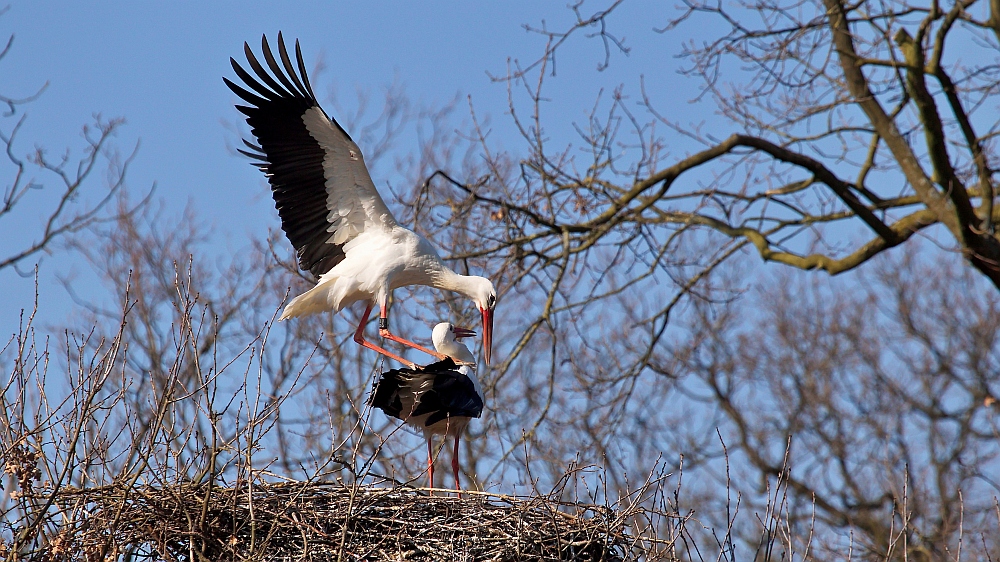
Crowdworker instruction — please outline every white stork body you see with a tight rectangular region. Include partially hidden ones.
[226,34,495,367]
[370,323,483,494]
[281,226,465,320]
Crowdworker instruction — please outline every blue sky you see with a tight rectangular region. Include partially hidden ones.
[0,1,686,337]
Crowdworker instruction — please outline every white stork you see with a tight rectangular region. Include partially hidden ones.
[369,322,483,494]
[225,34,496,367]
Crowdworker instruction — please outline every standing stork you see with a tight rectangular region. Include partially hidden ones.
[225,33,495,367]
[370,322,483,494]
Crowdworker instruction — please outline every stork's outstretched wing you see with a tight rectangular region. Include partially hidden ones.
[225,32,398,277]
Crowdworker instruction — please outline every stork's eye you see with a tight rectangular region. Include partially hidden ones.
[487,295,496,308]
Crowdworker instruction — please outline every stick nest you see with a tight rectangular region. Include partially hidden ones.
[39,481,645,561]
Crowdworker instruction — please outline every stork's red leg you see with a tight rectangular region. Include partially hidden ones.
[378,305,448,361]
[452,434,462,498]
[353,302,417,369]
[427,437,435,492]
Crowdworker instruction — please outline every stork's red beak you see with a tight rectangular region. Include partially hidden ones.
[481,307,493,365]
[453,326,477,339]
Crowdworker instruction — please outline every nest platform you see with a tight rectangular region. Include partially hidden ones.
[35,481,646,561]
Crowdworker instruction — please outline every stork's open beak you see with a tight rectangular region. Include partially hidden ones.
[452,326,477,339]
[481,307,494,365]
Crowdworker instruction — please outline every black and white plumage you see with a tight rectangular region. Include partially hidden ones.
[225,33,496,367]
[370,322,483,493]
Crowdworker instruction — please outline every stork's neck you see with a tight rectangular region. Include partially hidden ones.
[437,339,477,365]
[431,267,479,300]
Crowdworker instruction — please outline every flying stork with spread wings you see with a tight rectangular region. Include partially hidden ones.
[225,34,496,367]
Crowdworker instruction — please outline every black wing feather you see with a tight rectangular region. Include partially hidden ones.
[243,41,291,98]
[294,41,317,105]
[369,372,405,419]
[262,36,302,98]
[225,78,269,108]
[229,59,278,101]
[278,32,312,99]
[225,33,349,277]
[415,372,484,425]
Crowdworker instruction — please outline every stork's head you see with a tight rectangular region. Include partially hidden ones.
[465,277,496,365]
[432,322,477,365]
